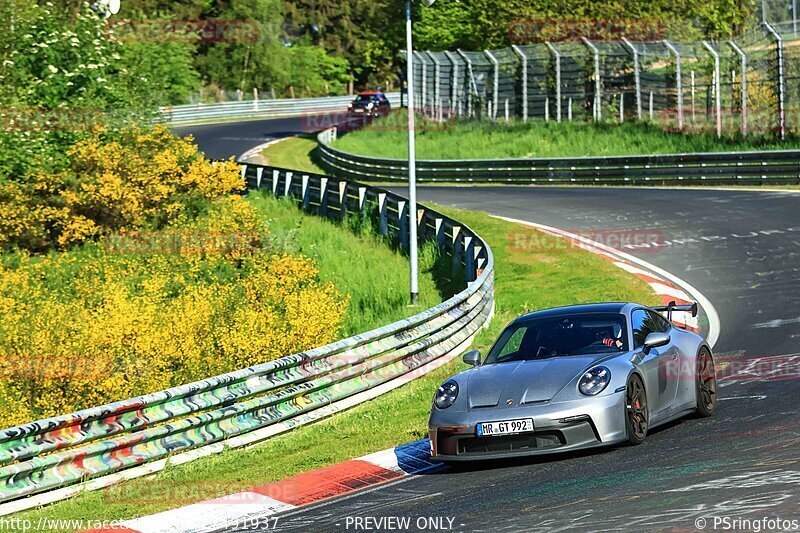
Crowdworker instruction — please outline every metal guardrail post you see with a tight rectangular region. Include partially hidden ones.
[358,186,367,213]
[582,38,601,121]
[451,226,462,277]
[284,172,293,197]
[763,21,786,140]
[272,170,279,196]
[255,167,264,188]
[663,40,683,131]
[484,50,500,120]
[319,177,329,217]
[338,181,348,219]
[435,217,445,246]
[511,45,528,121]
[378,193,388,235]
[544,42,562,122]
[702,41,722,138]
[302,175,311,209]
[622,38,642,120]
[464,236,475,283]
[728,40,748,136]
[398,200,409,250]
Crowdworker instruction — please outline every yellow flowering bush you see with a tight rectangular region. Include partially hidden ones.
[0,197,349,427]
[0,124,243,252]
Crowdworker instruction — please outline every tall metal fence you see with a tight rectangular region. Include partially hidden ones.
[0,162,493,515]
[407,23,800,138]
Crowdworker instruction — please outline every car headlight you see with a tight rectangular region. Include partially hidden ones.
[578,367,611,396]
[434,380,458,409]
[367,102,374,110]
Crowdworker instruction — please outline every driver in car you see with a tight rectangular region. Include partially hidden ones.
[597,325,624,349]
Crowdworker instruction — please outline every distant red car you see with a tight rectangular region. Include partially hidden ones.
[347,92,391,118]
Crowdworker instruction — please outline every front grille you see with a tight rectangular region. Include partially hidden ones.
[458,431,565,455]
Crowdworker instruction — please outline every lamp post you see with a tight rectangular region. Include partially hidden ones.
[405,0,435,305]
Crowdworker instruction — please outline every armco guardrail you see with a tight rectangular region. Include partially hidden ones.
[0,163,493,513]
[161,93,401,126]
[318,128,800,185]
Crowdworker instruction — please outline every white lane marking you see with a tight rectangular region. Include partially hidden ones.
[239,136,295,163]
[648,282,691,302]
[494,216,721,348]
[612,261,658,279]
[718,354,800,387]
[665,470,800,492]
[719,395,767,401]
[359,448,404,473]
[123,492,296,533]
[753,316,800,328]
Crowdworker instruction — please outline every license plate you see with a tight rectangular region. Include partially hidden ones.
[476,418,534,437]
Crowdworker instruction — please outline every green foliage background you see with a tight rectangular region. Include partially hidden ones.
[37,0,758,99]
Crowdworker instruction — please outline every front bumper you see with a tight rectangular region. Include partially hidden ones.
[429,391,627,461]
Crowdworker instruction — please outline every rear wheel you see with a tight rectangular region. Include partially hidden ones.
[625,374,648,444]
[695,348,717,417]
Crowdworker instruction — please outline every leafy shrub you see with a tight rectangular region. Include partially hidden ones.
[0,124,243,251]
[0,196,349,427]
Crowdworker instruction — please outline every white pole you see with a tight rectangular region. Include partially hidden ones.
[663,40,683,130]
[405,0,418,304]
[512,45,528,121]
[703,41,722,138]
[728,40,747,136]
[545,42,562,122]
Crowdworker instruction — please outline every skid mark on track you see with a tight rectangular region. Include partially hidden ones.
[718,353,800,388]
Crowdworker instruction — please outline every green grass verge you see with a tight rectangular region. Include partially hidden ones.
[248,192,442,336]
[260,135,325,175]
[10,204,658,531]
[333,110,800,160]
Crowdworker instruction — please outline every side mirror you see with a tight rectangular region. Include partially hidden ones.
[462,350,481,367]
[643,332,670,354]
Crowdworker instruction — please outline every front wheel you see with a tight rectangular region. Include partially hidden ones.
[695,347,717,417]
[625,374,649,444]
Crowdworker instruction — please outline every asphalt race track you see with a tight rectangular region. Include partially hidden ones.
[178,119,800,532]
[173,113,344,161]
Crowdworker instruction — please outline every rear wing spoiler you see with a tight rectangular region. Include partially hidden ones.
[653,301,698,322]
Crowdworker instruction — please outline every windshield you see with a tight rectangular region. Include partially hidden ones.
[353,95,378,103]
[483,313,629,364]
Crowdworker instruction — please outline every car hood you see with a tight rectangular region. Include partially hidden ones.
[465,355,606,409]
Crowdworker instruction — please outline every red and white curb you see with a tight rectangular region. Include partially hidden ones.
[495,216,720,348]
[85,440,436,533]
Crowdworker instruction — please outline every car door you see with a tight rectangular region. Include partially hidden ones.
[630,309,679,421]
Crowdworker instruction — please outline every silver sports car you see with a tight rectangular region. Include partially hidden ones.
[429,302,716,461]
